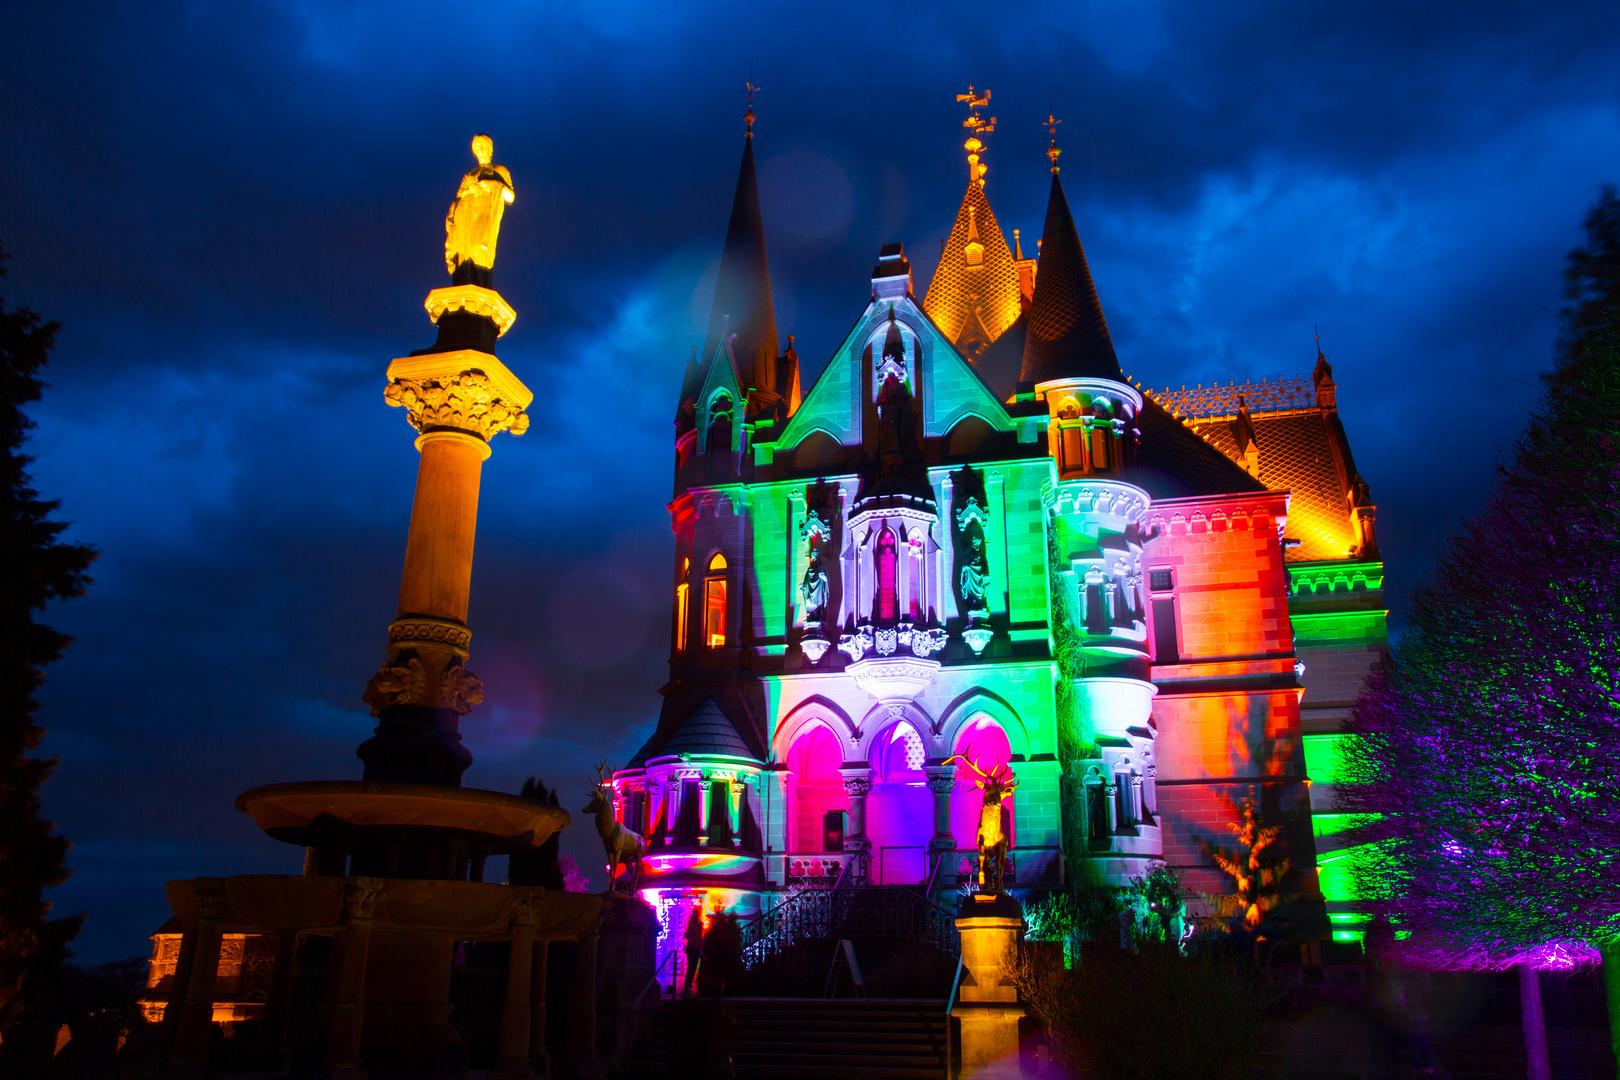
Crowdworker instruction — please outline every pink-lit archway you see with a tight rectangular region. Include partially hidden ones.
[865,719,932,883]
[785,722,846,854]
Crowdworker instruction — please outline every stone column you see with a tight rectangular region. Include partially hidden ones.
[925,765,957,887]
[530,939,551,1075]
[952,893,1026,1080]
[360,351,531,787]
[256,929,299,1063]
[324,880,385,1080]
[568,932,600,1075]
[157,926,199,1059]
[493,900,536,1080]
[839,768,872,881]
[170,883,227,1070]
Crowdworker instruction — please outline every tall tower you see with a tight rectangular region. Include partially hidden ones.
[1021,136,1161,884]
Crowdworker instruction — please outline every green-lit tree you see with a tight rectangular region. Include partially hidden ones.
[0,243,95,1028]
[1338,186,1620,1078]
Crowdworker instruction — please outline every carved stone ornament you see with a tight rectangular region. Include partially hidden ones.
[385,370,530,441]
[442,663,485,715]
[843,776,873,798]
[388,617,472,656]
[341,880,386,922]
[926,775,957,796]
[363,656,427,716]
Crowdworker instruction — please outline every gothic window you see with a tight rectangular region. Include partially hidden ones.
[675,558,690,652]
[1086,780,1108,842]
[1090,427,1110,472]
[704,553,728,647]
[875,527,898,622]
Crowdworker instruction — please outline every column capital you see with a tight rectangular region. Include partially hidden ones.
[385,350,533,444]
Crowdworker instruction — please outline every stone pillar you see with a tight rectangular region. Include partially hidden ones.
[494,901,537,1080]
[324,880,385,1080]
[171,884,227,1070]
[568,932,600,1075]
[952,893,1026,1080]
[840,769,872,882]
[256,929,299,1063]
[530,940,551,1075]
[360,351,531,788]
[925,765,957,885]
[157,926,199,1059]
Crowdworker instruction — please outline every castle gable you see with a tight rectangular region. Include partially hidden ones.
[772,289,1014,460]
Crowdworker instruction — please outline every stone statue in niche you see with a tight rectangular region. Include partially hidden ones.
[800,548,829,618]
[959,534,991,608]
[444,134,515,278]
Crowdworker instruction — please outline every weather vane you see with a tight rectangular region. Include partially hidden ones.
[956,85,996,187]
[1045,111,1062,173]
[745,75,759,135]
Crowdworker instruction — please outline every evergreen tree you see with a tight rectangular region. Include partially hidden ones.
[1339,186,1620,968]
[0,243,95,1026]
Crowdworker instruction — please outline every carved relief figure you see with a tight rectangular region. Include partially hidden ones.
[444,134,515,276]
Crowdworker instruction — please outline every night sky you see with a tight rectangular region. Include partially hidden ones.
[3,1,1618,963]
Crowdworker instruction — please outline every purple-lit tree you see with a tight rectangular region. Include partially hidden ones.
[1339,186,1620,1076]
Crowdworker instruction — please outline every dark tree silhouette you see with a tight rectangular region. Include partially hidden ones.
[1338,187,1620,1077]
[0,242,96,1027]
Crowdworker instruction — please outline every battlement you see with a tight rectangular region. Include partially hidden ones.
[1149,376,1315,419]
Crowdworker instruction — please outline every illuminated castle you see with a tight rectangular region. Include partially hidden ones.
[611,95,1386,949]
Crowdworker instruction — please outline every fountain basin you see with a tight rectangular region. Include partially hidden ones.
[236,780,569,852]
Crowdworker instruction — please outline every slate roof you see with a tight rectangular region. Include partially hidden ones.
[1188,409,1357,561]
[1128,395,1268,500]
[1019,172,1123,386]
[922,178,1022,354]
[628,695,762,767]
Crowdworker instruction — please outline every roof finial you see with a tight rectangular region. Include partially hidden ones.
[745,72,759,136]
[1045,108,1063,174]
[1314,322,1323,359]
[956,85,996,187]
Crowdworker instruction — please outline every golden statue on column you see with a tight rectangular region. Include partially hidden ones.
[444,134,514,277]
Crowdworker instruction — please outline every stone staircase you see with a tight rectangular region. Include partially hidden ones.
[613,997,950,1079]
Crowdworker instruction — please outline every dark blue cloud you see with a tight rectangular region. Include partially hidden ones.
[3,0,1618,960]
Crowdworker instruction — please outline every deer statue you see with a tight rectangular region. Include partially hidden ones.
[583,762,646,893]
[946,751,1018,893]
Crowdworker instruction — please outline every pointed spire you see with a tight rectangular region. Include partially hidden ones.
[701,128,779,399]
[923,92,1020,357]
[1019,170,1123,386]
[1313,326,1337,410]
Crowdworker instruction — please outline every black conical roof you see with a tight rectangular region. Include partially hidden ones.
[701,136,779,392]
[1019,172,1124,385]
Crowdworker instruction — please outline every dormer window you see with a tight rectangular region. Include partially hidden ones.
[704,553,728,647]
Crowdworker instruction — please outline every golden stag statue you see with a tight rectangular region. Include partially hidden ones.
[584,762,646,892]
[947,751,1017,893]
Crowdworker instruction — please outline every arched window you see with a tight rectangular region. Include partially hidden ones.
[875,527,898,622]
[704,553,728,647]
[674,558,690,652]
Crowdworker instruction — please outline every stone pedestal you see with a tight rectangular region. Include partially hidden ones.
[952,892,1025,1080]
